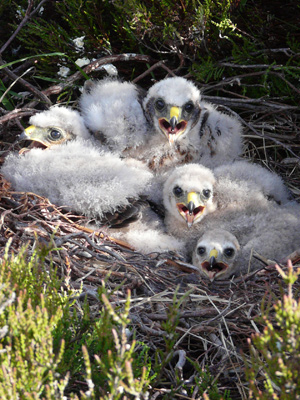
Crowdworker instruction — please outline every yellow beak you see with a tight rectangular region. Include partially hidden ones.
[209,249,218,259]
[170,106,180,121]
[187,191,199,205]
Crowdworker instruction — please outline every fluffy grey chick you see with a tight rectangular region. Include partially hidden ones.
[2,138,153,224]
[18,106,91,150]
[163,161,292,242]
[4,107,184,255]
[79,77,148,153]
[192,201,300,281]
[139,76,243,172]
[2,107,153,226]
[192,229,241,280]
[213,160,292,207]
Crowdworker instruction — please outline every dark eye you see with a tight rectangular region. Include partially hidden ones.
[197,246,206,256]
[49,128,62,140]
[202,189,211,199]
[155,98,165,111]
[173,186,183,197]
[224,248,235,258]
[184,102,194,113]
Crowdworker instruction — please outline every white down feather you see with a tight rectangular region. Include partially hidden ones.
[79,78,148,152]
[2,139,153,220]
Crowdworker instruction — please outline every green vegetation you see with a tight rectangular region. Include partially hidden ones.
[246,263,300,399]
[1,240,300,398]
[1,0,299,104]
[0,241,151,399]
[0,241,236,399]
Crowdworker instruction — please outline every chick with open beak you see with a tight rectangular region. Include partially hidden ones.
[18,125,75,152]
[163,164,217,238]
[17,107,91,154]
[156,100,200,145]
[192,229,240,280]
[157,105,187,144]
[174,187,213,228]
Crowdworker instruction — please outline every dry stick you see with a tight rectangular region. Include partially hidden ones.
[132,60,166,83]
[133,60,178,83]
[0,66,35,105]
[219,62,300,70]
[147,308,218,321]
[216,104,300,160]
[0,60,52,107]
[42,53,153,97]
[221,47,297,62]
[269,71,300,95]
[0,108,37,124]
[201,94,298,111]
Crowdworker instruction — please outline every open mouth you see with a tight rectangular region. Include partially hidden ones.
[201,261,228,279]
[19,141,48,155]
[159,118,187,142]
[177,203,205,226]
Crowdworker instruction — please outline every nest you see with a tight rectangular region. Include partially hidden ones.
[1,50,300,397]
[1,164,300,398]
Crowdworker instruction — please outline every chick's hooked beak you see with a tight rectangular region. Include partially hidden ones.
[18,125,36,142]
[169,107,179,130]
[18,125,40,155]
[159,106,188,145]
[208,249,218,269]
[176,191,205,228]
[201,248,229,281]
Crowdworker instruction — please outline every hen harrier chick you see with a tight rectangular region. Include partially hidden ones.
[139,77,243,172]
[3,107,183,254]
[2,107,152,226]
[79,77,147,153]
[18,106,91,150]
[193,203,300,281]
[79,76,243,173]
[163,161,292,243]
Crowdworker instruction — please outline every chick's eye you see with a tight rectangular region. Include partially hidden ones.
[173,186,183,197]
[49,128,62,140]
[155,98,165,111]
[184,102,194,113]
[224,248,234,258]
[197,246,206,256]
[202,189,211,199]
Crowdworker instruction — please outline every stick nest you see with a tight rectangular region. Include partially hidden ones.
[1,55,300,397]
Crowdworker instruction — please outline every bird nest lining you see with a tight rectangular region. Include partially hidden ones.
[1,173,299,398]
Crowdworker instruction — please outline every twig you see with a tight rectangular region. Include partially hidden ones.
[0,0,49,55]
[0,56,52,106]
[173,349,186,379]
[219,62,300,71]
[0,108,37,124]
[42,54,153,97]
[215,104,300,160]
[133,60,167,83]
[201,95,299,111]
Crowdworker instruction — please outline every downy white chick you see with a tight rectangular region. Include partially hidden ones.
[79,77,148,153]
[192,229,241,280]
[18,106,91,150]
[3,106,183,255]
[163,161,292,242]
[139,76,243,172]
[162,162,298,280]
[79,76,244,173]
[192,202,300,281]
[2,138,153,225]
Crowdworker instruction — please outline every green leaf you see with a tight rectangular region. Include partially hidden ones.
[0,52,65,70]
